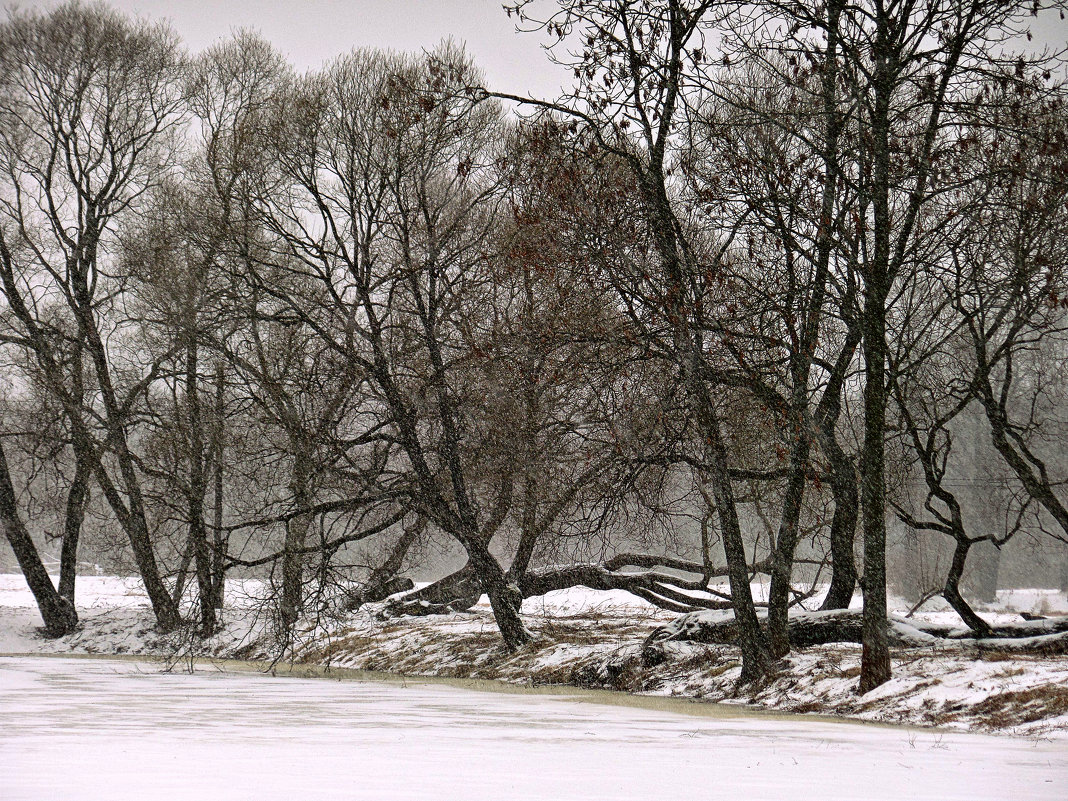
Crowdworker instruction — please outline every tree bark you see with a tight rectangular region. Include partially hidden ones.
[467,541,530,650]
[0,441,78,636]
[58,435,92,604]
[767,434,810,657]
[820,433,859,610]
[943,536,993,637]
[858,19,894,693]
[210,361,226,611]
[186,337,216,635]
[698,402,775,683]
[279,449,313,631]
[58,342,92,605]
[815,336,862,612]
[1060,547,1068,595]
[73,280,181,631]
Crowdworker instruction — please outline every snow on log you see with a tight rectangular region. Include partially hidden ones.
[383,557,750,618]
[641,608,1068,663]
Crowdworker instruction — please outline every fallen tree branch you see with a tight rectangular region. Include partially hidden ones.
[640,609,1068,664]
[381,556,776,618]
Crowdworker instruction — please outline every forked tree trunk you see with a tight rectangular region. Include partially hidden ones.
[815,331,862,612]
[0,441,77,636]
[467,542,530,650]
[75,293,181,632]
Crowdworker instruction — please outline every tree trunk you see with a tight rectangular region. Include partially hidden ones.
[186,338,216,635]
[468,542,530,650]
[769,0,844,652]
[859,296,892,693]
[0,441,77,636]
[815,333,861,612]
[279,450,312,631]
[820,438,859,610]
[1060,547,1068,594]
[210,361,227,611]
[767,433,810,657]
[76,303,181,631]
[943,537,992,637]
[644,608,1068,656]
[698,399,774,683]
[59,342,92,604]
[170,531,196,608]
[58,436,92,604]
[858,30,894,694]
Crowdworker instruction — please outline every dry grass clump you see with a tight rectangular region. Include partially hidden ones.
[969,685,1068,728]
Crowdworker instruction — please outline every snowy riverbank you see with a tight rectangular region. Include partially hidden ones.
[3,574,1068,738]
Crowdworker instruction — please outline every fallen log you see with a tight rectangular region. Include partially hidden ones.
[517,564,735,613]
[641,609,1068,664]
[382,565,482,617]
[342,576,415,611]
[381,556,765,619]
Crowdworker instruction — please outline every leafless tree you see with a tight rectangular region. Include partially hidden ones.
[0,1,187,631]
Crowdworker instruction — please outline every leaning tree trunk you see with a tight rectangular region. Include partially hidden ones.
[398,546,530,650]
[697,396,774,683]
[76,298,181,632]
[943,536,993,637]
[467,540,530,650]
[0,441,77,636]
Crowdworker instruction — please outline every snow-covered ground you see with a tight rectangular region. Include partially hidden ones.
[2,655,1065,801]
[3,574,1068,738]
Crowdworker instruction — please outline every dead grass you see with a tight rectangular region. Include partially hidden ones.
[970,685,1068,729]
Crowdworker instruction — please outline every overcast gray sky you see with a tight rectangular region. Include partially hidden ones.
[26,0,572,98]
[19,0,1068,96]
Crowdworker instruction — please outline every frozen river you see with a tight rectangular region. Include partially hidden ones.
[1,656,1065,800]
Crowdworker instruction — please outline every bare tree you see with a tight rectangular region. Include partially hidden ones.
[500,0,777,682]
[0,1,187,631]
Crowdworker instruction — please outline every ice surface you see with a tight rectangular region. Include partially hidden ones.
[1,656,1065,801]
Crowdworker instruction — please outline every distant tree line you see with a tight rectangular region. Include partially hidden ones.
[1,0,1066,692]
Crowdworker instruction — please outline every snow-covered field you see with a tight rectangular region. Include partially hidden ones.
[2,655,1066,801]
[3,574,1068,738]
